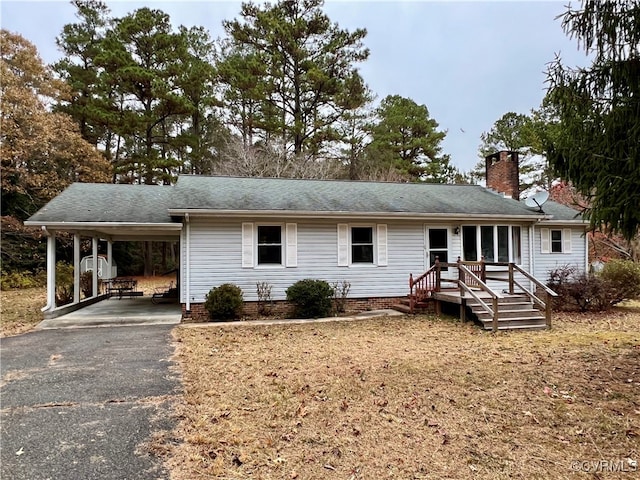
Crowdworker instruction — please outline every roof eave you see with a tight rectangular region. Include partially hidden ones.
[168,208,545,222]
[24,221,182,230]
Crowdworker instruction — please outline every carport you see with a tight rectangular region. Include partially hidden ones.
[36,296,182,329]
[24,184,183,320]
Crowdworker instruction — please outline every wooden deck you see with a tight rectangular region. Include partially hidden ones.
[402,259,556,331]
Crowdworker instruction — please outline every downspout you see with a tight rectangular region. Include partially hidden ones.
[41,227,56,312]
[529,223,536,292]
[585,228,589,274]
[185,213,191,313]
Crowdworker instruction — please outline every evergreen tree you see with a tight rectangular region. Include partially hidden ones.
[222,0,370,158]
[546,0,640,239]
[366,94,447,181]
[54,0,111,147]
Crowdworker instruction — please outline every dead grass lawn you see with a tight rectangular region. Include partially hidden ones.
[168,309,640,480]
[0,287,46,337]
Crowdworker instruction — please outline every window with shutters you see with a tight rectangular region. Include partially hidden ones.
[540,228,572,254]
[242,223,298,268]
[337,224,387,266]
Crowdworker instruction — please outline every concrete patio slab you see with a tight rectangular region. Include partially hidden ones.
[36,297,182,330]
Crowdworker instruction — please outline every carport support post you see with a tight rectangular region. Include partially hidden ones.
[73,234,80,304]
[45,229,56,311]
[107,239,113,280]
[92,237,99,297]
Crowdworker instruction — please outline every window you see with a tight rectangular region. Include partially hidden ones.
[540,228,572,254]
[511,226,522,264]
[257,225,282,264]
[242,223,297,268]
[481,226,494,261]
[462,226,477,261]
[551,229,563,253]
[428,228,449,271]
[462,225,522,263]
[337,224,387,266]
[351,227,373,263]
[497,226,509,262]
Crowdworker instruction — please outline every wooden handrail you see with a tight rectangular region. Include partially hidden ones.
[458,264,502,300]
[512,264,558,297]
[409,264,438,313]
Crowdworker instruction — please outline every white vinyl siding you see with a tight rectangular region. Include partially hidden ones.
[185,218,422,302]
[533,226,585,280]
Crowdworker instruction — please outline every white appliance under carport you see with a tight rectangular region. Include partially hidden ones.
[80,255,117,280]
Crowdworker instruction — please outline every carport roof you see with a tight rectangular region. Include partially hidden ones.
[25,183,181,239]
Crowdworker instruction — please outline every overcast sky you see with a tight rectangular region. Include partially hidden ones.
[1,0,589,172]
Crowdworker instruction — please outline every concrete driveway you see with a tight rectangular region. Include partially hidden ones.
[0,325,180,480]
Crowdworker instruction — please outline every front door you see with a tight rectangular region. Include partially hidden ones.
[426,226,450,276]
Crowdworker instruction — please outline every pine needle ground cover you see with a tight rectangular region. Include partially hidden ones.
[168,309,639,480]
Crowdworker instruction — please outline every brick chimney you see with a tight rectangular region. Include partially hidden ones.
[485,151,519,200]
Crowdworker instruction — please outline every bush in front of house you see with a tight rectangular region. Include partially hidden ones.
[599,259,640,305]
[547,263,631,312]
[204,283,244,320]
[286,279,333,318]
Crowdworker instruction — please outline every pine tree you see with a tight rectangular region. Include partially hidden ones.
[546,0,640,240]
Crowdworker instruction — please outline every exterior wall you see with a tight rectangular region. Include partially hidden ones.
[532,225,587,281]
[180,216,549,312]
[182,218,428,304]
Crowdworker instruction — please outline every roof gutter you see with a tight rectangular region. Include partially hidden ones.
[167,209,547,222]
[24,221,182,230]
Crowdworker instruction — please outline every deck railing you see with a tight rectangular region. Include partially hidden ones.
[409,256,557,329]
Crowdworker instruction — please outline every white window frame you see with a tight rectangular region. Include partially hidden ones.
[337,223,387,267]
[461,224,523,264]
[256,224,283,266]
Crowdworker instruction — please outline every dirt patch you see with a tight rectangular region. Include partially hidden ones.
[167,308,640,480]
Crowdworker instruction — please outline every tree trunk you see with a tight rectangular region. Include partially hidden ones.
[143,241,153,276]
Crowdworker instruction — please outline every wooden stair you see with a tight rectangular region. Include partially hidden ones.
[466,294,547,331]
[391,296,432,314]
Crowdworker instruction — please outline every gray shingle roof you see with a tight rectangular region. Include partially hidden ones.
[171,175,543,217]
[26,176,585,225]
[529,199,584,222]
[26,183,176,224]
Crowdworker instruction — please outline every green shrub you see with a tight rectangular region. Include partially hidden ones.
[204,283,244,320]
[55,261,74,306]
[286,279,333,318]
[599,259,640,305]
[0,270,47,290]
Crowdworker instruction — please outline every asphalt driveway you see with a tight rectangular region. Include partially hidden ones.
[0,325,180,480]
